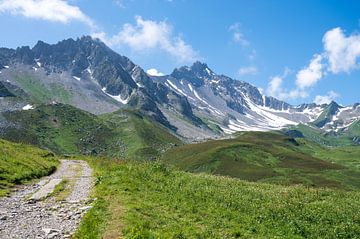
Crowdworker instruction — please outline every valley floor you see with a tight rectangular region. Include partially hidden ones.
[0,160,94,239]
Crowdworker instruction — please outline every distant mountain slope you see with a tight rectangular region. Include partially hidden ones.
[0,37,358,140]
[153,62,359,135]
[100,109,182,160]
[0,36,208,136]
[286,119,360,146]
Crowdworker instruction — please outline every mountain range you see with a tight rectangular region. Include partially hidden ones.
[0,36,359,142]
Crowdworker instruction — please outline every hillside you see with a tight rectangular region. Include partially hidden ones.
[0,139,58,196]
[0,104,116,155]
[162,131,360,189]
[0,104,181,159]
[284,121,360,146]
[75,159,360,238]
[100,109,182,160]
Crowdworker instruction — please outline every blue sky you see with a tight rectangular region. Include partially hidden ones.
[0,0,359,105]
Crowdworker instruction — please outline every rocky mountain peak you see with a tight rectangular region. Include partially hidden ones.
[328,100,340,108]
[190,61,214,77]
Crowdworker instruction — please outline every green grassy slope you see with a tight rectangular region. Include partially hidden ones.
[162,131,360,189]
[347,119,360,135]
[0,139,58,196]
[285,123,359,146]
[0,104,181,159]
[1,104,117,155]
[75,159,360,238]
[338,119,360,144]
[11,73,73,104]
[100,110,182,160]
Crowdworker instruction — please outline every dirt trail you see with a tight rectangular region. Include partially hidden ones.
[0,160,94,239]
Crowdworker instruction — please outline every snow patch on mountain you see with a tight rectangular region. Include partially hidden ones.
[101,87,129,105]
[205,67,214,76]
[166,80,187,96]
[22,104,34,110]
[301,106,323,121]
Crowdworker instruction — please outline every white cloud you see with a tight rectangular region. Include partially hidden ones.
[314,91,339,105]
[93,16,199,63]
[229,23,249,47]
[266,46,325,101]
[267,76,283,97]
[238,66,258,75]
[295,54,323,89]
[267,75,308,100]
[266,26,360,102]
[323,27,360,73]
[146,68,165,76]
[266,67,308,100]
[0,0,95,28]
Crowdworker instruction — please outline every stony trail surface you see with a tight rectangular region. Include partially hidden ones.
[0,160,95,239]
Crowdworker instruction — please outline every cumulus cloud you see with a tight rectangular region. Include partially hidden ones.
[295,54,324,89]
[323,27,360,73]
[314,91,339,105]
[93,16,200,63]
[229,23,249,47]
[146,68,165,76]
[266,52,325,101]
[266,26,360,102]
[0,0,95,28]
[265,68,307,100]
[267,74,308,100]
[238,66,258,75]
[267,76,283,97]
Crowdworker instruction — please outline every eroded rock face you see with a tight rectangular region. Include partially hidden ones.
[0,36,204,131]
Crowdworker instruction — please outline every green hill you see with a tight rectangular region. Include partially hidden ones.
[0,139,58,196]
[0,104,181,159]
[100,109,182,160]
[162,131,360,189]
[0,104,116,155]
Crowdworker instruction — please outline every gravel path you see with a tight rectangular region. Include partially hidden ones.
[0,160,95,239]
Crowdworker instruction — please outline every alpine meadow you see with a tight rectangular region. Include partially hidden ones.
[0,1,359,238]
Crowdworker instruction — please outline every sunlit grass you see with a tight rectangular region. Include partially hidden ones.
[0,139,59,196]
[76,158,360,238]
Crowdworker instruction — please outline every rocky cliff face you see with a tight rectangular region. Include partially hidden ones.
[0,36,205,133]
[153,61,359,134]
